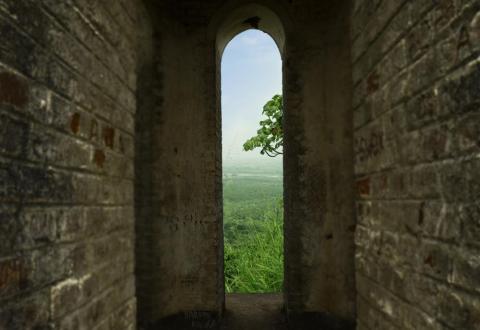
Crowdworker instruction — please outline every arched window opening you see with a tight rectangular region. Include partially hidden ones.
[221,29,284,294]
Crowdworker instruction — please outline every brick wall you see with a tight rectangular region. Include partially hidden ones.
[0,0,149,328]
[352,0,480,329]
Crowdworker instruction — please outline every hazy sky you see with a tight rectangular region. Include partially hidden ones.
[221,30,282,166]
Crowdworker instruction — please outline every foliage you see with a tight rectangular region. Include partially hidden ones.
[223,171,284,293]
[243,95,283,157]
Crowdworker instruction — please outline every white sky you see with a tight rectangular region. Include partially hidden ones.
[221,30,282,167]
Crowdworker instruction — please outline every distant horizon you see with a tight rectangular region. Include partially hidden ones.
[223,156,282,168]
[221,29,282,167]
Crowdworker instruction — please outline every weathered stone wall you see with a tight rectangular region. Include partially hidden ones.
[4,0,479,328]
[135,1,357,327]
[282,0,356,325]
[352,0,480,328]
[135,6,224,325]
[0,0,149,328]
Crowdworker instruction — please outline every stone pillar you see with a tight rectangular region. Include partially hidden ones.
[283,1,356,327]
[135,23,224,327]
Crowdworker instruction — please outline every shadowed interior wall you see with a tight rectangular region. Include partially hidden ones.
[135,4,224,327]
[136,0,356,327]
[0,0,150,328]
[281,2,356,324]
[352,0,480,328]
[2,0,477,329]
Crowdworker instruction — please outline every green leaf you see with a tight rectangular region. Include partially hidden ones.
[243,95,283,157]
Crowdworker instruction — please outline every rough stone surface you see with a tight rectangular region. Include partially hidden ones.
[135,0,356,327]
[0,0,479,329]
[222,294,286,330]
[0,0,148,328]
[352,0,480,329]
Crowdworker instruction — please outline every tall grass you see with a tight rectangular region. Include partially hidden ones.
[224,200,283,293]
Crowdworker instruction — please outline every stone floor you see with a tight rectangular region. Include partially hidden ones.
[149,294,353,329]
[221,294,287,330]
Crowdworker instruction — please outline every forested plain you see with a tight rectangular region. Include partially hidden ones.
[223,162,283,293]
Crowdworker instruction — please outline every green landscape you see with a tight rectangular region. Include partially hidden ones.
[223,161,284,293]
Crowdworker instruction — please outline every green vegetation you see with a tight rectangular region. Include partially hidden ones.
[243,95,283,157]
[223,164,284,293]
[224,94,284,293]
